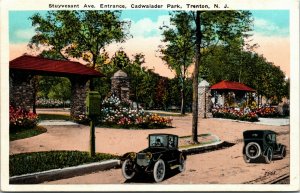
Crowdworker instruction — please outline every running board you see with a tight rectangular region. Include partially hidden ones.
[170,165,180,169]
[273,155,283,159]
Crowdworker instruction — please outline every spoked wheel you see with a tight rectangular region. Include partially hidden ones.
[178,155,186,172]
[263,148,273,164]
[243,154,251,163]
[122,159,136,180]
[153,159,165,182]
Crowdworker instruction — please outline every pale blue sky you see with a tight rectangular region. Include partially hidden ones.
[9,10,289,44]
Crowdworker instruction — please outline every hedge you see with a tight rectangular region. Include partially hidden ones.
[10,151,119,176]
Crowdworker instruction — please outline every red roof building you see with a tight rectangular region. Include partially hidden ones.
[10,55,104,77]
[210,80,255,92]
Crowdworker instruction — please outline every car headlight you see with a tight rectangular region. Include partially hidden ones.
[146,152,152,159]
[129,152,136,159]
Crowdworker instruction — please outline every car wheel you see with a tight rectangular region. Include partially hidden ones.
[281,146,286,159]
[243,154,251,163]
[122,159,136,180]
[178,155,186,172]
[263,148,273,164]
[153,159,165,183]
[245,142,261,159]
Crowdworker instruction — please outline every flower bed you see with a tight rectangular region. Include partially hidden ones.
[100,95,172,129]
[254,107,280,118]
[212,107,258,122]
[9,106,39,132]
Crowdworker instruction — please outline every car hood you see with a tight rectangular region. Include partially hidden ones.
[138,147,168,154]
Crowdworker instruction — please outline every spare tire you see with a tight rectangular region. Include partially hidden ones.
[245,142,261,159]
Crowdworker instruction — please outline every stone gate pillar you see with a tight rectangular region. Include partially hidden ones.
[198,79,213,118]
[69,77,89,118]
[9,72,34,110]
[111,70,130,102]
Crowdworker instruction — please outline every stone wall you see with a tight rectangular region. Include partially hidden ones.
[198,80,213,118]
[9,72,34,110]
[69,77,89,118]
[111,70,130,102]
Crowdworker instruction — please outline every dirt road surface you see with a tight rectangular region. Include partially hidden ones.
[10,115,290,184]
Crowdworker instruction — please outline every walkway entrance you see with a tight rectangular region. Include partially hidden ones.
[9,55,104,118]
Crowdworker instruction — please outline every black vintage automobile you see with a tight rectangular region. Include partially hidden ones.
[243,130,286,163]
[121,133,186,182]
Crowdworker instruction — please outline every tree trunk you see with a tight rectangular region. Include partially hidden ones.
[192,11,201,143]
[180,79,186,115]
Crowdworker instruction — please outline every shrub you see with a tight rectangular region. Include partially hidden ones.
[9,106,38,132]
[9,151,119,176]
[100,95,172,129]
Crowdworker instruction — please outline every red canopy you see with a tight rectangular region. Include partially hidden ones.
[210,80,255,92]
[10,55,104,77]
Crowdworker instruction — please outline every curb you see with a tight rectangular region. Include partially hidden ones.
[179,140,228,154]
[9,159,120,184]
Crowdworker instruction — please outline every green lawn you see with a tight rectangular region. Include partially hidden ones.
[38,114,71,121]
[10,126,47,141]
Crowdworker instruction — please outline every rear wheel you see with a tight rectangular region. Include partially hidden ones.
[122,159,136,180]
[153,159,165,182]
[263,148,273,164]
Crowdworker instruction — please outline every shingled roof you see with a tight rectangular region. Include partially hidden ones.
[210,80,255,92]
[10,55,104,77]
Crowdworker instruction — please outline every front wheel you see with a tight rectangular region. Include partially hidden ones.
[153,159,165,183]
[178,155,186,172]
[122,159,136,180]
[281,146,286,159]
[263,148,273,164]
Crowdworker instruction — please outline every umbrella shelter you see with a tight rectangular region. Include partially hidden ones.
[210,80,255,107]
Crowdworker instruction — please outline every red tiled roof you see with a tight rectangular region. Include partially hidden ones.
[10,55,104,77]
[210,80,255,92]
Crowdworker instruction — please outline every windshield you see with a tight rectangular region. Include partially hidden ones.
[149,135,178,148]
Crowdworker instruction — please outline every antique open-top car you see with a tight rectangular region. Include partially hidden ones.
[243,130,286,164]
[121,133,186,182]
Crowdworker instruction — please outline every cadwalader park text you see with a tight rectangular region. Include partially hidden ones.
[48,3,216,9]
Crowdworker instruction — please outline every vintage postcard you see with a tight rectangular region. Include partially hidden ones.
[1,0,299,191]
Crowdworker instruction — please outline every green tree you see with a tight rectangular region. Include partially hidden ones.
[159,12,194,115]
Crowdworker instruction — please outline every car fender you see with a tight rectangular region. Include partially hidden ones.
[120,152,136,161]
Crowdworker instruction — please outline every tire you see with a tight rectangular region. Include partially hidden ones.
[281,146,286,159]
[153,159,165,183]
[263,148,273,164]
[178,155,186,172]
[243,154,251,163]
[122,159,136,180]
[245,142,261,159]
